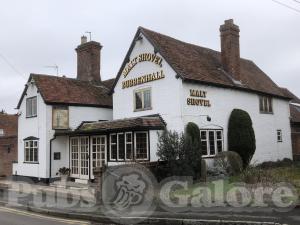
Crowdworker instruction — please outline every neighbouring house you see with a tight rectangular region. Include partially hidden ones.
[13,37,114,182]
[0,112,18,177]
[280,88,300,161]
[14,19,293,183]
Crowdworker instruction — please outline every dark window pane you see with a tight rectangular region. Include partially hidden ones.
[209,131,215,155]
[126,144,133,159]
[118,134,125,160]
[135,133,147,159]
[259,97,264,112]
[201,141,208,156]
[268,97,273,113]
[144,90,151,108]
[135,92,143,110]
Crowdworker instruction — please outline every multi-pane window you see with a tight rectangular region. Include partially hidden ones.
[259,96,273,113]
[0,129,4,136]
[200,130,223,157]
[26,97,37,117]
[135,132,148,160]
[134,88,151,111]
[71,138,79,175]
[277,130,283,142]
[24,140,38,163]
[109,132,148,161]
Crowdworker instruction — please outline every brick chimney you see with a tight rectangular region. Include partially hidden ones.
[76,36,102,82]
[220,19,240,81]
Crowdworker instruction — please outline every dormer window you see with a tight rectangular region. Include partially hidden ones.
[26,96,37,118]
[259,96,273,114]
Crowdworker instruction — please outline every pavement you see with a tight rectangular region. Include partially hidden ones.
[1,178,300,225]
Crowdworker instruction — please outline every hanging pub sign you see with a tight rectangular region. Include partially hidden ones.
[187,89,211,107]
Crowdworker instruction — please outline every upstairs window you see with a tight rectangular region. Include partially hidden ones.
[259,96,273,114]
[277,130,283,142]
[134,88,151,111]
[26,97,37,118]
[0,129,4,137]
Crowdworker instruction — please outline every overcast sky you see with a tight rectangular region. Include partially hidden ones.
[0,0,299,113]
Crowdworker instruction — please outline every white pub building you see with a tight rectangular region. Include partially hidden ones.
[13,20,293,183]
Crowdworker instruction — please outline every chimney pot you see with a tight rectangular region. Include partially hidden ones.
[81,35,87,44]
[220,19,241,81]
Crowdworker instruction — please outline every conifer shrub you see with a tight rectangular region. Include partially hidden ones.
[228,109,256,167]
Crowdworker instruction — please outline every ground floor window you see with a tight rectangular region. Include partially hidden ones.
[110,131,148,161]
[24,140,38,163]
[200,130,223,157]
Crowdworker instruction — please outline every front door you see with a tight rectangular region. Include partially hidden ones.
[70,136,89,179]
[90,135,107,179]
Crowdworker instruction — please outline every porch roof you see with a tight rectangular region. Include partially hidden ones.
[55,115,166,136]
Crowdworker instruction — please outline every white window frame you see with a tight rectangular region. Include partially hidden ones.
[26,96,37,118]
[110,134,117,161]
[24,140,39,163]
[134,131,149,160]
[277,130,283,142]
[134,88,152,112]
[259,96,273,114]
[0,129,4,136]
[125,132,133,160]
[200,130,223,157]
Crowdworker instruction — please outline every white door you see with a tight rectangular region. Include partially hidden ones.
[90,135,107,179]
[70,136,89,179]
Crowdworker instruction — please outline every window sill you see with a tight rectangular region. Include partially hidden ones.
[23,161,39,164]
[26,115,37,119]
[259,111,274,115]
[134,107,152,112]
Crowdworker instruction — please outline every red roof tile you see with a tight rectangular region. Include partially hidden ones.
[17,74,114,109]
[111,27,288,99]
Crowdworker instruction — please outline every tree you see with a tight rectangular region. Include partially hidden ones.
[228,109,256,167]
[156,122,202,180]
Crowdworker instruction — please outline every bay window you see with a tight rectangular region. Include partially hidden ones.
[109,131,148,161]
[200,130,223,157]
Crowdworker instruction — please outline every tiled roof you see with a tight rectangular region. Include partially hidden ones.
[111,27,288,99]
[0,113,18,137]
[78,115,166,132]
[280,88,300,105]
[55,115,166,135]
[291,105,300,123]
[17,74,114,109]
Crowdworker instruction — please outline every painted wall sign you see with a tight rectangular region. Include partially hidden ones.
[122,53,163,78]
[187,89,211,107]
[122,70,165,89]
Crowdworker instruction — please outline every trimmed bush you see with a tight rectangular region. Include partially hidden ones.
[156,122,202,180]
[228,109,256,167]
[214,151,243,176]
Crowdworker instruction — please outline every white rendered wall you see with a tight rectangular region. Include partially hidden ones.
[113,33,184,132]
[15,82,48,178]
[15,79,113,179]
[181,83,293,164]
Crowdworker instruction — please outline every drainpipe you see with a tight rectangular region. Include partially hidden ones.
[49,135,57,182]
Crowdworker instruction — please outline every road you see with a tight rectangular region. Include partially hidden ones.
[0,206,93,225]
